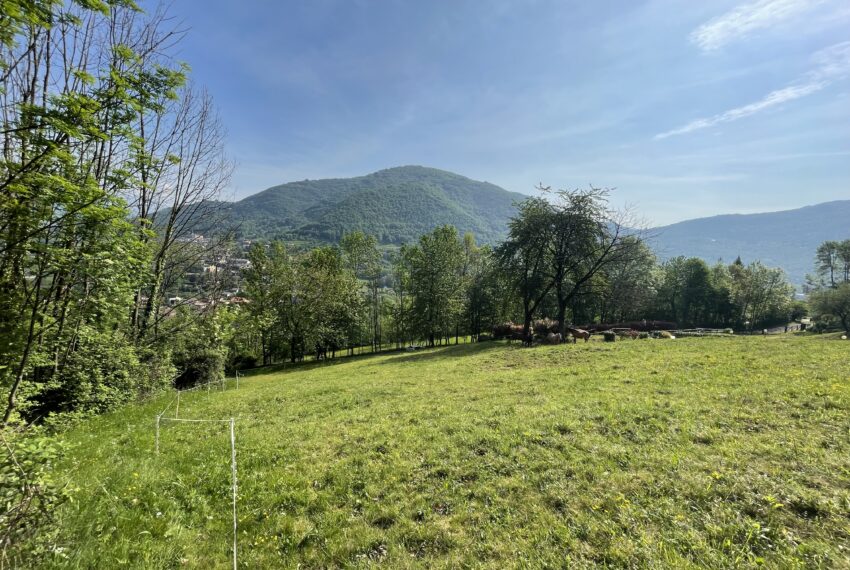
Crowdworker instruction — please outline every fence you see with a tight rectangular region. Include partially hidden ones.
[151,372,241,569]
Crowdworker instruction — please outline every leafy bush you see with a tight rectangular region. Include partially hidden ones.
[169,308,231,388]
[0,427,73,565]
[19,327,171,425]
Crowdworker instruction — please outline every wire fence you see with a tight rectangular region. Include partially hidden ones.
[155,414,238,570]
[150,372,243,569]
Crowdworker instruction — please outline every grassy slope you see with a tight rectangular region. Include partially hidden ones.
[47,335,849,569]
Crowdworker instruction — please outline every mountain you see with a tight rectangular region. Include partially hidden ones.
[200,166,844,285]
[647,200,850,286]
[225,166,526,245]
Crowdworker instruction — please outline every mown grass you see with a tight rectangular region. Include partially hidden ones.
[38,334,850,568]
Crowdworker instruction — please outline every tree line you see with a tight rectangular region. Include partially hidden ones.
[233,187,801,365]
[1,1,232,425]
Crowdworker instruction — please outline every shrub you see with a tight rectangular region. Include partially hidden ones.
[175,347,226,389]
[0,427,73,564]
[19,327,168,424]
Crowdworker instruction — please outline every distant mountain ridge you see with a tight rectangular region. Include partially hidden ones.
[224,165,526,244]
[207,165,844,285]
[647,200,850,286]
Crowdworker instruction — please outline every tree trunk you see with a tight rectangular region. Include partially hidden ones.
[556,297,569,341]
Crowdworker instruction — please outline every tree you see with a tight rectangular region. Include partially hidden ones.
[340,231,381,352]
[730,261,793,329]
[387,247,412,348]
[495,197,553,339]
[299,247,364,359]
[546,187,645,336]
[243,242,291,365]
[597,239,657,323]
[811,239,850,288]
[810,283,850,334]
[407,226,465,346]
[466,246,512,339]
[0,2,201,423]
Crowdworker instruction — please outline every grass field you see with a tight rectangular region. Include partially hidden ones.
[38,334,850,568]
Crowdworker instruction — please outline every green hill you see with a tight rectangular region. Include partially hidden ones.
[183,167,846,283]
[227,166,526,244]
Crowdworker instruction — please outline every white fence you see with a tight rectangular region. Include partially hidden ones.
[152,372,242,569]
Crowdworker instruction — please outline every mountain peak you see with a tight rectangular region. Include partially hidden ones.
[230,166,525,244]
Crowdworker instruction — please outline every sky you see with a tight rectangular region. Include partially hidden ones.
[159,0,850,225]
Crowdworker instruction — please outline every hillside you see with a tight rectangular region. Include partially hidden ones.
[36,335,850,567]
[648,200,850,285]
[225,166,526,244]
[199,167,845,283]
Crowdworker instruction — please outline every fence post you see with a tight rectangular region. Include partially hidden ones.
[230,418,238,570]
[155,414,161,454]
[236,371,239,390]
[175,391,180,419]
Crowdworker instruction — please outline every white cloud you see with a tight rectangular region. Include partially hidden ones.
[691,0,825,51]
[655,41,850,139]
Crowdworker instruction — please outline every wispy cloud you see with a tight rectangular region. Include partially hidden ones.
[656,41,850,139]
[691,0,824,51]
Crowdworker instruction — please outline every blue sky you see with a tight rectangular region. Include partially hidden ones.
[160,0,850,225]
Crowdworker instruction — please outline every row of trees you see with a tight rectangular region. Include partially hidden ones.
[1,2,231,424]
[236,190,801,364]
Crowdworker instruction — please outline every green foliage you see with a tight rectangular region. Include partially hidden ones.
[406,225,466,345]
[19,327,149,423]
[0,426,72,564]
[654,257,793,329]
[243,240,366,363]
[810,283,850,333]
[0,0,195,424]
[815,240,850,286]
[206,166,525,245]
[169,308,234,388]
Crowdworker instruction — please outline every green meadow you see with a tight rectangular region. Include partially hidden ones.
[41,334,850,568]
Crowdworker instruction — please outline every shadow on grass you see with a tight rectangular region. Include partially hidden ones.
[239,341,512,377]
[378,340,510,365]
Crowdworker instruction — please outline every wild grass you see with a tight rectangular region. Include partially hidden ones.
[36,334,850,568]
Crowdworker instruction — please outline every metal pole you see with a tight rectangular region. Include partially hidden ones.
[230,418,237,570]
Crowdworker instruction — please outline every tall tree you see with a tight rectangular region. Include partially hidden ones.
[495,197,553,339]
[407,225,464,346]
[0,2,199,423]
[340,231,381,352]
[544,187,644,338]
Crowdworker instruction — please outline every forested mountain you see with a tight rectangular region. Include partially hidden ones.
[224,166,526,244]
[648,201,850,286]
[211,166,845,285]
